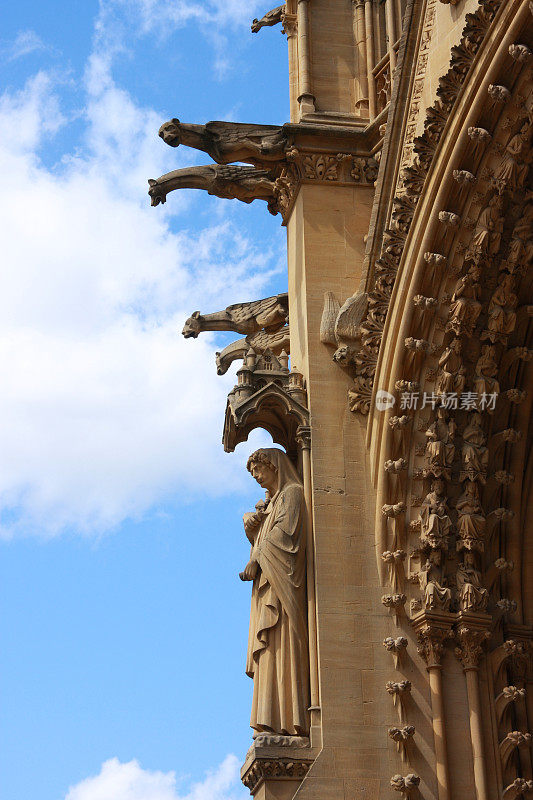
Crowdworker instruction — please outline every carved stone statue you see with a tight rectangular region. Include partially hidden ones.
[474,344,500,403]
[419,479,452,549]
[460,414,488,483]
[216,327,291,375]
[240,448,309,737]
[148,164,278,213]
[158,119,287,166]
[456,551,489,612]
[483,274,518,343]
[506,203,533,271]
[466,195,504,263]
[446,266,482,336]
[182,294,289,339]
[251,5,286,33]
[419,549,451,611]
[425,410,456,479]
[456,481,486,551]
[435,338,466,398]
[493,124,531,195]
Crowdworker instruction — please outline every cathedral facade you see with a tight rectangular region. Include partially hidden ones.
[151,2,533,798]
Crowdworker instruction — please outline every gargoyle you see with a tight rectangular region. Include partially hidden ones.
[320,290,368,365]
[148,164,278,213]
[158,120,287,167]
[251,5,285,33]
[216,327,290,375]
[182,294,289,339]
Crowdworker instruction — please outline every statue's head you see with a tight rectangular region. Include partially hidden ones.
[247,450,279,494]
[182,311,202,339]
[247,447,302,495]
[432,478,445,495]
[464,551,475,567]
[158,118,181,147]
[451,337,461,353]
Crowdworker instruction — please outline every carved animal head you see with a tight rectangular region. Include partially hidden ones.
[333,345,355,366]
[158,118,181,147]
[215,351,228,375]
[182,311,202,339]
[148,178,166,207]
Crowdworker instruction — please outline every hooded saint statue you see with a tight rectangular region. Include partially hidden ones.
[240,447,310,737]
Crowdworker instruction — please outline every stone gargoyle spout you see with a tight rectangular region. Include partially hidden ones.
[158,119,287,167]
[182,294,289,339]
[251,5,285,33]
[148,164,278,213]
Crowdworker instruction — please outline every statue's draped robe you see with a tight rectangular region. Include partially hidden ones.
[246,456,309,736]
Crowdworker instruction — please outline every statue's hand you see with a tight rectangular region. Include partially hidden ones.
[239,560,258,581]
[243,512,260,532]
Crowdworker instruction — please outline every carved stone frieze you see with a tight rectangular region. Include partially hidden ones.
[241,757,312,793]
[276,150,378,222]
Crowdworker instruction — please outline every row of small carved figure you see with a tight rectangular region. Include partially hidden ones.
[492,640,532,798]
[384,635,533,797]
[381,97,533,614]
[346,11,531,413]
[382,635,419,795]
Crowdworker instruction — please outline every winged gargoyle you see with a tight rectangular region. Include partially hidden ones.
[320,290,368,366]
[216,327,291,375]
[251,5,285,33]
[158,120,287,167]
[182,293,290,375]
[182,294,289,338]
[148,164,278,213]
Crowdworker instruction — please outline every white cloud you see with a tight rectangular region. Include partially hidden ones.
[65,755,247,800]
[4,29,48,61]
[0,17,282,537]
[91,0,267,81]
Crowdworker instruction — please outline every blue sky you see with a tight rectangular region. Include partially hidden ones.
[0,2,289,798]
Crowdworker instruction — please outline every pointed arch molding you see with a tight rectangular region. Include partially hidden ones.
[370,2,533,797]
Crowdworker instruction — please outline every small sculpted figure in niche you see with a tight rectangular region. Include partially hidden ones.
[419,549,452,611]
[473,344,500,407]
[466,195,504,263]
[460,414,489,483]
[425,409,456,480]
[493,123,532,195]
[419,479,452,549]
[435,338,466,398]
[483,273,518,343]
[158,119,287,167]
[456,480,486,551]
[506,203,533,272]
[240,448,310,738]
[456,551,489,612]
[251,5,285,33]
[446,265,482,336]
